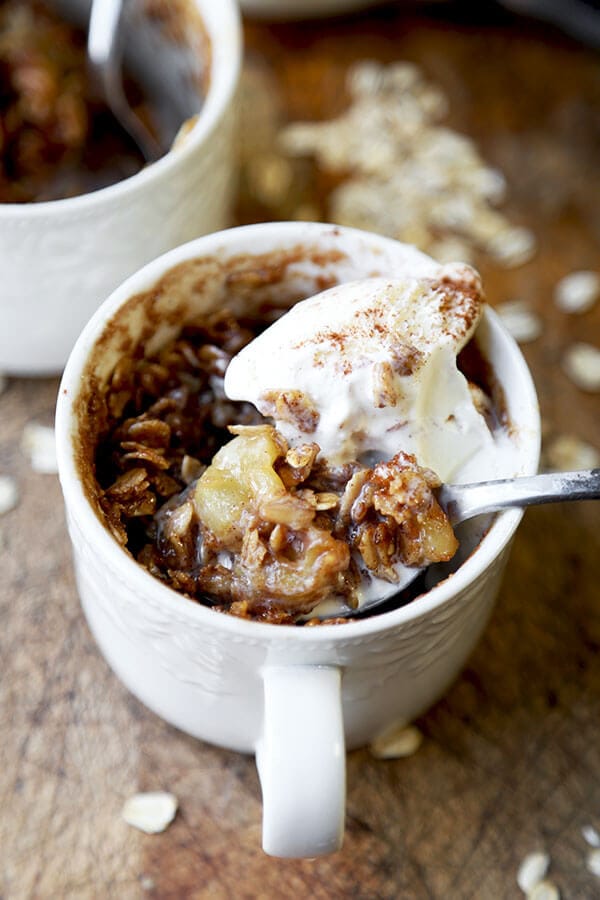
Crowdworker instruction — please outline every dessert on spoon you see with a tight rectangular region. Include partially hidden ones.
[192,270,599,620]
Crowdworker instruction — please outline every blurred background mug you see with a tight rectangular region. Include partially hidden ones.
[0,0,241,375]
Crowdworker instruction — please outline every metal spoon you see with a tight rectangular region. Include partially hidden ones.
[336,468,600,618]
[87,0,162,163]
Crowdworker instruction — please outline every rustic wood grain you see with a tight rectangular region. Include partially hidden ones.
[2,6,599,898]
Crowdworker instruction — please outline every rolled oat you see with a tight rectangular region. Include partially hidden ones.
[517,851,550,894]
[122,791,178,834]
[487,227,537,268]
[527,881,560,900]
[496,300,543,344]
[542,434,600,472]
[582,825,600,847]
[586,848,600,877]
[21,422,58,474]
[369,724,423,759]
[554,271,600,314]
[562,343,600,392]
[0,476,19,515]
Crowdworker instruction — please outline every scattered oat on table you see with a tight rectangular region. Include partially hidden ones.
[246,153,294,208]
[582,825,600,848]
[554,270,600,314]
[21,422,58,474]
[122,792,178,835]
[369,724,423,759]
[586,849,600,877]
[0,476,19,515]
[280,59,536,266]
[495,300,543,344]
[562,343,600,393]
[517,851,550,894]
[428,236,475,265]
[486,227,537,269]
[542,433,600,472]
[527,881,560,900]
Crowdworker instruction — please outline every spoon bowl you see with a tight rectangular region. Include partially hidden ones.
[335,467,600,618]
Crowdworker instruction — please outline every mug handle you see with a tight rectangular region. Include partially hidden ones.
[255,664,345,858]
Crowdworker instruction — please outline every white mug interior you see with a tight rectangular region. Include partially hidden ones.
[54,0,209,146]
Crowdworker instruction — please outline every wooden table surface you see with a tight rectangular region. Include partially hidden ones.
[2,5,600,899]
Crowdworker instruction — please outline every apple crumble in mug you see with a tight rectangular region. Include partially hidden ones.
[57,223,540,856]
[94,302,478,622]
[88,251,514,623]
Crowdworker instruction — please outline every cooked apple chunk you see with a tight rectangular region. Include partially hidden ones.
[193,425,352,613]
[193,425,289,547]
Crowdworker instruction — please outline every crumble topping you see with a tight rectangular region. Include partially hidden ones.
[92,309,461,623]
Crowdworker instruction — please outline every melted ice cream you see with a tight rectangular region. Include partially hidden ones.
[225,265,499,483]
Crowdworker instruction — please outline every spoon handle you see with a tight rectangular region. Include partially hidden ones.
[87,0,162,162]
[88,0,123,68]
[438,468,600,525]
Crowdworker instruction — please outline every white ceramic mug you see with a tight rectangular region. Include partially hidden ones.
[56,222,540,857]
[0,0,241,375]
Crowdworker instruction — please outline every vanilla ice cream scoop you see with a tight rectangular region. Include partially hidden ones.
[224,264,496,482]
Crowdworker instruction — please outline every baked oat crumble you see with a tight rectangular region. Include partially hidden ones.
[93,308,461,624]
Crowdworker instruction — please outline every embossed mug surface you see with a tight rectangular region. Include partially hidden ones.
[56,222,541,857]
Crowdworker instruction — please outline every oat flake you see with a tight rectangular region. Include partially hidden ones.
[369,724,423,759]
[517,851,550,893]
[582,825,600,847]
[527,880,560,900]
[554,270,600,314]
[496,300,543,344]
[562,343,600,392]
[0,476,19,515]
[543,434,600,472]
[429,237,475,265]
[21,422,58,474]
[122,791,178,834]
[246,153,294,208]
[487,226,537,268]
[586,848,600,877]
